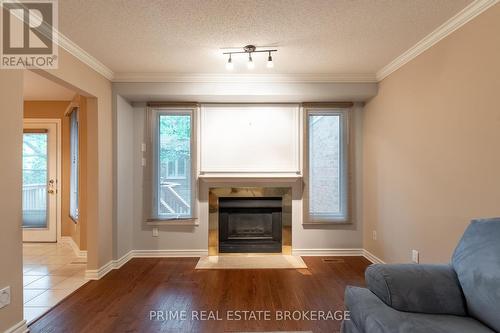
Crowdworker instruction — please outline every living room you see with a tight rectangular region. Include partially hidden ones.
[1,1,499,332]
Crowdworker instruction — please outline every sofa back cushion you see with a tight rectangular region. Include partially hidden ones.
[452,218,500,332]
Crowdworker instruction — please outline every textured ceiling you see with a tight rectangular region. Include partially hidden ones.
[58,0,473,75]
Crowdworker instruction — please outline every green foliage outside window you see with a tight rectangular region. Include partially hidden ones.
[159,115,191,163]
[23,134,48,185]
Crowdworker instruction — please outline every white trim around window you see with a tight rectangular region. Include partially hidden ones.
[144,105,198,225]
[69,108,79,222]
[303,107,350,224]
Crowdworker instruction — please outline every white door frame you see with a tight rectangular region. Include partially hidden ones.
[23,118,62,242]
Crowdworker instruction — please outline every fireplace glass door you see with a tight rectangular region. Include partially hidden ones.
[219,197,282,253]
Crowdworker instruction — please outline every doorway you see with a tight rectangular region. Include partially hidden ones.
[22,119,61,242]
[22,71,89,324]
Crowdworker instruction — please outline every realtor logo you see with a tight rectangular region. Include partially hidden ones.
[1,0,58,69]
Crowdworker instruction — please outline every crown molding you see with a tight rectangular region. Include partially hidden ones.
[112,72,378,83]
[56,31,115,80]
[376,0,499,81]
[4,2,114,80]
[34,0,498,84]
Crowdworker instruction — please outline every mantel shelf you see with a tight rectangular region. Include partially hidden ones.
[198,173,302,183]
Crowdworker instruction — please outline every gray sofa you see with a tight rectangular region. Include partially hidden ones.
[342,218,500,333]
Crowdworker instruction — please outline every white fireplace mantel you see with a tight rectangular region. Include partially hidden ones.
[198,173,302,184]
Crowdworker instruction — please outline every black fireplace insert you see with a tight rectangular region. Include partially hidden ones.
[218,197,282,253]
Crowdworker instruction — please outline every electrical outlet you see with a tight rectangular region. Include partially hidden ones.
[152,227,159,237]
[142,158,147,167]
[141,143,147,152]
[372,230,377,241]
[412,250,419,263]
[0,286,11,309]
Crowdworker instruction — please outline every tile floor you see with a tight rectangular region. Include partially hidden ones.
[23,242,88,324]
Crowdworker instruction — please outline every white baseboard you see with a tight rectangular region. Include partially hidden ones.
[85,248,384,280]
[85,249,208,280]
[292,248,364,256]
[4,320,28,333]
[291,248,386,264]
[114,250,134,269]
[61,236,87,258]
[85,260,114,280]
[363,249,385,264]
[133,249,209,257]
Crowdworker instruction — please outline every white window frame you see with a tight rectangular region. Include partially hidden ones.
[303,107,350,224]
[69,108,79,222]
[146,106,197,224]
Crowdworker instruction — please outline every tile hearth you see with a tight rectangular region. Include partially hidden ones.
[195,254,307,269]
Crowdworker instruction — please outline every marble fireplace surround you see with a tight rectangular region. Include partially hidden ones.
[208,186,293,256]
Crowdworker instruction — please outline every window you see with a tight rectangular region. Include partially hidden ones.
[148,107,195,220]
[69,109,79,221]
[305,109,349,223]
[177,157,186,177]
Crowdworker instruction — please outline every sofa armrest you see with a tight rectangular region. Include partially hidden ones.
[365,264,466,315]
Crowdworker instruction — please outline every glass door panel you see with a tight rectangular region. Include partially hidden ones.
[22,133,48,228]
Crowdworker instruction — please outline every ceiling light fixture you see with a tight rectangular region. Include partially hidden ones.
[225,54,234,70]
[266,51,274,68]
[223,45,277,70]
[247,53,254,70]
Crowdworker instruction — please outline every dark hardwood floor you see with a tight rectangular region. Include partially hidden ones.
[29,256,370,333]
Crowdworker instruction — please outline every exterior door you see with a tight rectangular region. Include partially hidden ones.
[22,120,59,242]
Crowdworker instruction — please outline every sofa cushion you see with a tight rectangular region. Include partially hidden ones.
[344,286,494,333]
[365,264,466,315]
[341,318,362,333]
[452,218,500,332]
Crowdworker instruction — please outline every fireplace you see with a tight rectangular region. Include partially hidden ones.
[218,197,282,253]
[208,187,292,255]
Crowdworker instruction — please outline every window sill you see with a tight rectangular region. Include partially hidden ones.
[145,219,199,226]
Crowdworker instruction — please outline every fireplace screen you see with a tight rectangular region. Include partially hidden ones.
[219,197,282,253]
[227,213,273,240]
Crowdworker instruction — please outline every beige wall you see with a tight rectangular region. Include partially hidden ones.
[0,71,24,331]
[115,96,134,258]
[0,50,111,329]
[24,100,88,250]
[363,4,500,263]
[36,48,113,269]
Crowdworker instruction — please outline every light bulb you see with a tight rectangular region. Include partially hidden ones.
[267,53,274,68]
[225,55,234,70]
[247,53,254,69]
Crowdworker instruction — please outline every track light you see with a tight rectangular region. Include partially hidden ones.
[266,52,274,68]
[247,53,254,69]
[222,45,277,70]
[225,54,234,70]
